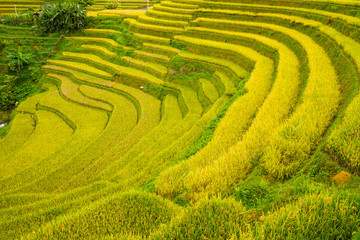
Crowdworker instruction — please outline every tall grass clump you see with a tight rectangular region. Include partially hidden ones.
[150,197,252,239]
[37,3,90,34]
[26,191,181,239]
[251,192,360,239]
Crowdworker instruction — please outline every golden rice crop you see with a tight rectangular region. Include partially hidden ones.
[0,114,35,159]
[327,95,360,170]
[96,94,183,180]
[0,110,73,180]
[48,73,113,112]
[150,197,251,239]
[61,52,164,85]
[25,191,181,239]
[199,78,219,103]
[182,28,300,200]
[47,59,113,78]
[81,44,117,57]
[156,35,274,199]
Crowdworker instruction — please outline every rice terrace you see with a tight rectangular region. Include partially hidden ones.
[0,0,360,238]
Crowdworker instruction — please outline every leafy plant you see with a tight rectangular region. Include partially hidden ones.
[0,75,16,111]
[76,0,94,8]
[36,3,90,34]
[3,9,37,26]
[6,46,33,73]
[104,3,118,9]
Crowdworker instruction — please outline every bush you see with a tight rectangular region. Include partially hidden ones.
[0,75,16,111]
[3,9,37,26]
[6,46,33,73]
[36,3,90,34]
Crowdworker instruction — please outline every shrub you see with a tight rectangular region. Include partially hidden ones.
[36,3,90,34]
[6,46,33,73]
[3,9,37,26]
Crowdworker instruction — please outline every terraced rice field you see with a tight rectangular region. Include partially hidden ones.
[1,0,360,239]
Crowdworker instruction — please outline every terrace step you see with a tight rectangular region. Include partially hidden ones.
[153,4,196,14]
[47,73,113,112]
[199,78,219,103]
[61,52,164,85]
[137,14,188,28]
[134,50,171,62]
[161,1,199,9]
[122,56,168,77]
[46,59,113,79]
[65,37,129,49]
[142,42,180,56]
[134,33,170,45]
[146,8,192,21]
[125,18,184,38]
[81,44,117,57]
[83,28,122,35]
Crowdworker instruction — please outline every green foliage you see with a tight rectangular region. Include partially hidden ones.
[6,46,33,73]
[76,0,94,8]
[36,3,90,34]
[3,9,37,27]
[233,180,273,209]
[0,75,16,111]
[104,3,119,9]
[167,56,214,86]
[150,197,251,239]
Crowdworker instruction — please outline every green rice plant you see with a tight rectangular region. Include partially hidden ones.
[81,44,117,57]
[0,109,74,180]
[155,36,274,199]
[250,192,360,239]
[150,197,252,239]
[25,191,181,239]
[138,15,188,28]
[61,52,164,85]
[199,78,219,103]
[0,113,34,158]
[48,73,113,111]
[47,59,113,78]
[122,56,167,77]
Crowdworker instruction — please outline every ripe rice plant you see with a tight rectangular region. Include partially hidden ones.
[156,36,274,199]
